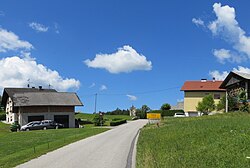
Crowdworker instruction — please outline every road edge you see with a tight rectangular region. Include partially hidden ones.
[126,128,141,168]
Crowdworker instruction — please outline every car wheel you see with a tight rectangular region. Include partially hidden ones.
[55,126,59,129]
[43,127,47,130]
[26,128,29,131]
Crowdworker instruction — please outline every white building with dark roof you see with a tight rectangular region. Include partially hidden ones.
[1,87,83,128]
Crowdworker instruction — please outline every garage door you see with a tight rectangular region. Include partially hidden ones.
[54,115,69,128]
[28,115,44,123]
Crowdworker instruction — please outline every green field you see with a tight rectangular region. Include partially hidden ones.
[75,113,132,126]
[0,122,108,168]
[137,113,250,168]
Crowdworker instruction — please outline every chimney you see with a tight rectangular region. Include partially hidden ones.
[39,86,43,90]
[201,79,207,82]
[213,77,215,82]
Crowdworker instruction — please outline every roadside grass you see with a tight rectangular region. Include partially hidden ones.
[0,123,109,168]
[75,113,132,126]
[137,113,250,168]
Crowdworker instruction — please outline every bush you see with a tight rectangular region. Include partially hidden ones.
[10,121,20,132]
[150,110,184,117]
[77,118,93,125]
[93,114,105,126]
[110,119,127,126]
[0,112,6,121]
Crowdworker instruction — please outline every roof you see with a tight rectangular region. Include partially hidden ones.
[181,80,226,91]
[1,88,83,107]
[1,88,57,107]
[233,71,250,79]
[220,71,250,88]
[13,92,83,106]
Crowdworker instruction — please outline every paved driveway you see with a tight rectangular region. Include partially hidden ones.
[17,119,148,168]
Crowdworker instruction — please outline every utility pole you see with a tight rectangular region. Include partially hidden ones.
[94,93,97,114]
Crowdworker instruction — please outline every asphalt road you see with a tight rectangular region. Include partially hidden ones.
[17,119,148,168]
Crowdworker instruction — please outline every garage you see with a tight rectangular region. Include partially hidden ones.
[54,115,69,128]
[28,115,44,123]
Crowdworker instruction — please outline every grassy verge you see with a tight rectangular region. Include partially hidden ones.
[137,113,250,168]
[0,122,109,168]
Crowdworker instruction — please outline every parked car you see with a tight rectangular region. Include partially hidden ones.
[174,113,186,117]
[20,120,64,131]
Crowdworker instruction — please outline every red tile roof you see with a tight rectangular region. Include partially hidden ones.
[181,80,226,91]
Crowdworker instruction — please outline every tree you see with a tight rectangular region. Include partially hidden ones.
[135,105,151,119]
[216,95,238,112]
[141,105,151,113]
[161,103,171,111]
[238,90,249,112]
[196,94,215,115]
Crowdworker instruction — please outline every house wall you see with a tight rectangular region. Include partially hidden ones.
[17,106,75,128]
[184,91,225,112]
[5,97,18,124]
[19,112,75,128]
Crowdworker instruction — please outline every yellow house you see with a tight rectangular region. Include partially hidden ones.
[181,79,226,115]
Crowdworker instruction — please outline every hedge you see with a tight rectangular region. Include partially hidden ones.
[0,112,6,121]
[110,119,127,126]
[150,110,184,117]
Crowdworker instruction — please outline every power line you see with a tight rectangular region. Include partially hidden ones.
[79,86,180,97]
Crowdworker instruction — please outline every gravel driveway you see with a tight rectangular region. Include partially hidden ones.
[17,119,148,168]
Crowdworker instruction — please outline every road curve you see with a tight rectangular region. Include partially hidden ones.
[17,119,148,168]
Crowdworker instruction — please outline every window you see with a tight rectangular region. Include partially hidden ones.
[214,94,221,99]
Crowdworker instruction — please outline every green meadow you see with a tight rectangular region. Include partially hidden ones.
[137,113,250,168]
[0,122,108,168]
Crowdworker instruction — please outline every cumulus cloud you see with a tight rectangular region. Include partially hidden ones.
[99,85,107,91]
[207,3,250,62]
[192,18,205,27]
[29,22,49,32]
[213,49,244,64]
[126,94,137,101]
[0,28,33,53]
[0,56,80,92]
[84,45,152,73]
[209,66,250,80]
[209,70,229,80]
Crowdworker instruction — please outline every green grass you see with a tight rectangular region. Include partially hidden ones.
[0,122,109,168]
[137,113,250,168]
[75,113,132,126]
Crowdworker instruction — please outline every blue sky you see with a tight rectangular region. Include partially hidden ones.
[1,1,250,113]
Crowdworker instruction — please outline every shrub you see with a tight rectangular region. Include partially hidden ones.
[77,118,93,125]
[93,114,105,126]
[110,119,127,126]
[0,112,6,121]
[10,121,20,132]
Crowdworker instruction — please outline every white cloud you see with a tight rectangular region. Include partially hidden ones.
[209,70,229,80]
[99,85,107,91]
[126,94,137,101]
[89,83,96,88]
[209,66,250,80]
[29,22,49,32]
[84,45,152,74]
[0,28,33,53]
[192,18,205,27]
[207,3,250,62]
[213,49,231,63]
[0,56,80,92]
